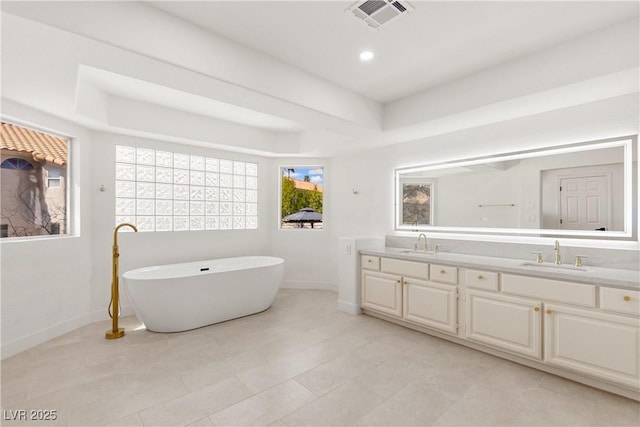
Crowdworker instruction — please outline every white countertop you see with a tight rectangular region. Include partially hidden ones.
[360,247,640,290]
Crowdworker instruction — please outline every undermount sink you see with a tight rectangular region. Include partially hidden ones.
[519,261,588,272]
[401,250,438,257]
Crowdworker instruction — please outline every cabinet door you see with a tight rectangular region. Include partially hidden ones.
[403,279,457,334]
[361,270,403,318]
[467,289,542,359]
[544,304,640,389]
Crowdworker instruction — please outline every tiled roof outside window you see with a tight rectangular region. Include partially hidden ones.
[291,179,323,193]
[1,122,67,166]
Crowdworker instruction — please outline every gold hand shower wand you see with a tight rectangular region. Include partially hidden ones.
[106,223,138,339]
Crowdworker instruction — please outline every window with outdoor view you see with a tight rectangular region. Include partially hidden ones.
[1,121,69,238]
[280,166,324,229]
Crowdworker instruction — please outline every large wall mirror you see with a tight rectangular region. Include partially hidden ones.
[395,136,637,240]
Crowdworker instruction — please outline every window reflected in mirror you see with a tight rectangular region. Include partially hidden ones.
[401,182,433,226]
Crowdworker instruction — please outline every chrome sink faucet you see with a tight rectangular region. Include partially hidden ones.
[554,240,562,265]
[415,233,428,251]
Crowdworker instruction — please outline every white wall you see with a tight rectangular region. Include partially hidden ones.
[1,101,93,357]
[433,166,522,228]
[269,158,335,290]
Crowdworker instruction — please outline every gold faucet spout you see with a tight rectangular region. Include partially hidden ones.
[113,222,138,249]
[416,233,428,251]
[554,240,562,265]
[106,223,138,339]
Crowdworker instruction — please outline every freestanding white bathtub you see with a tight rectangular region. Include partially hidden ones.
[123,256,284,333]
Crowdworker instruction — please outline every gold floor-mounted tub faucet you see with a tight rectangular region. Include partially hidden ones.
[106,223,138,339]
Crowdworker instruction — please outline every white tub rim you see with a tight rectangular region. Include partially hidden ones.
[123,256,284,281]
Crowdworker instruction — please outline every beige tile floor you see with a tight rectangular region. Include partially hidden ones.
[1,289,639,426]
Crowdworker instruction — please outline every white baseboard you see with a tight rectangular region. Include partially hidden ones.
[337,300,362,315]
[281,281,337,292]
[1,306,136,360]
[1,314,90,359]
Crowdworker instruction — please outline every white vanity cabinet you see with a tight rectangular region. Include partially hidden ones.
[361,256,428,318]
[544,304,640,389]
[361,269,403,318]
[359,252,640,399]
[466,289,542,359]
[403,278,457,334]
[361,256,459,333]
[489,273,640,386]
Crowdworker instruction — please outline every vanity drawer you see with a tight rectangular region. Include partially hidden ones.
[502,274,595,307]
[361,255,380,271]
[430,264,458,285]
[600,287,640,316]
[465,269,499,291]
[381,258,428,280]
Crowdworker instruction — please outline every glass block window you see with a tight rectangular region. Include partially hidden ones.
[115,145,258,231]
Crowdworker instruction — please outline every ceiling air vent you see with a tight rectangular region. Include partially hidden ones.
[347,0,414,30]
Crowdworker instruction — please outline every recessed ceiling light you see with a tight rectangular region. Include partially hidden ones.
[360,51,374,61]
